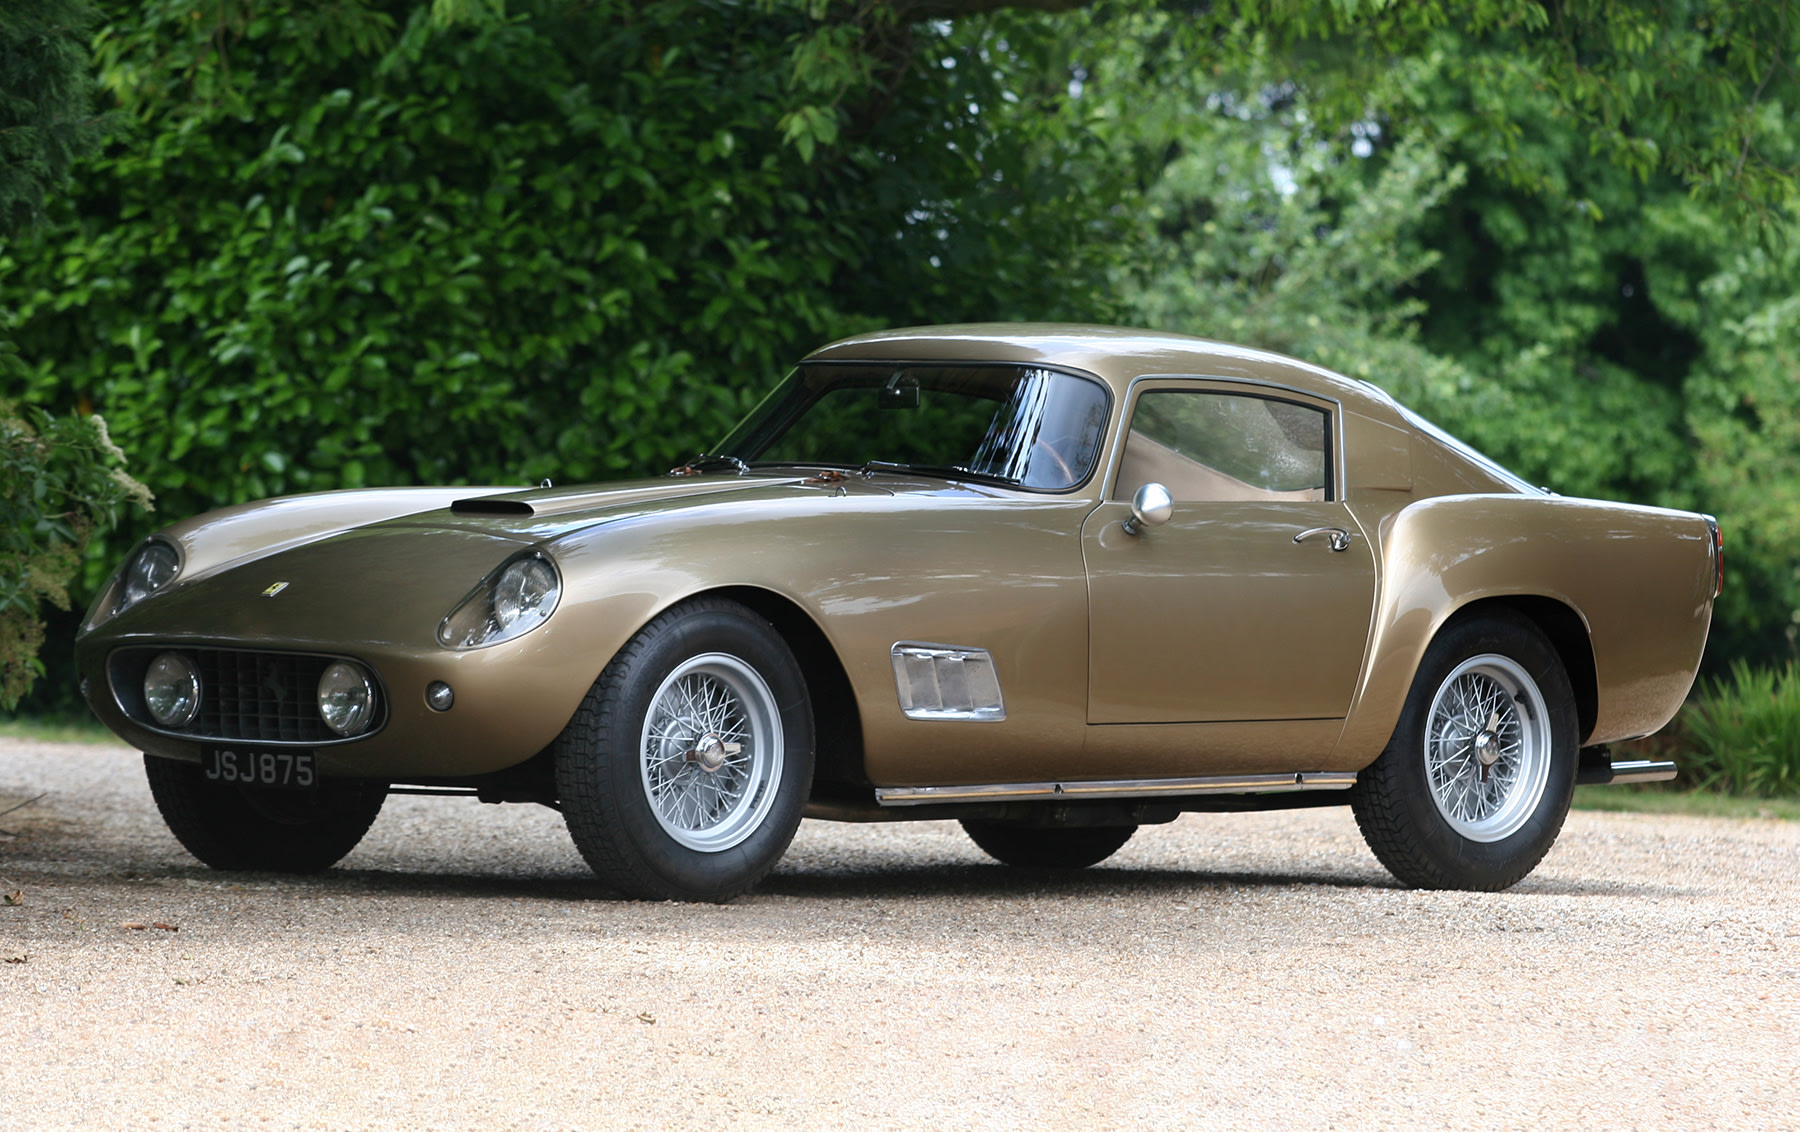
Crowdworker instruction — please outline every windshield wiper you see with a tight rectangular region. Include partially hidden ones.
[670,454,749,476]
[859,460,1016,485]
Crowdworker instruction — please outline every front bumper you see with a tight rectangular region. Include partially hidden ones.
[81,634,594,779]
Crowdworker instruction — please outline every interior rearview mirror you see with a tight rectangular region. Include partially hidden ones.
[879,371,921,410]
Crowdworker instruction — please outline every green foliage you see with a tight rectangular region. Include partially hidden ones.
[1,1,1134,577]
[0,0,109,237]
[0,714,126,744]
[1101,5,1800,669]
[8,0,1800,709]
[2,0,139,710]
[1391,49,1800,662]
[0,401,150,709]
[1120,81,1472,399]
[1675,661,1800,797]
[1212,0,1800,226]
[1571,783,1800,820]
[1682,238,1800,661]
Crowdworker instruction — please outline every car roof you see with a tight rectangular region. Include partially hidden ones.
[803,323,1396,417]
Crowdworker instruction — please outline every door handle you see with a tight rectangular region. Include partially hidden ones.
[1294,527,1352,552]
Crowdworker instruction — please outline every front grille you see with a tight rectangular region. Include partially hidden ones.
[193,649,335,743]
[110,647,382,745]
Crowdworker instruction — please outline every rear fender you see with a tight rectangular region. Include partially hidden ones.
[1331,495,1714,766]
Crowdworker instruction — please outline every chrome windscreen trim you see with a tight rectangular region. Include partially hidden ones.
[874,771,1357,807]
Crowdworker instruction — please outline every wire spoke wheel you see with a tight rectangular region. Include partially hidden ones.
[555,599,812,901]
[639,652,783,853]
[1422,654,1551,843]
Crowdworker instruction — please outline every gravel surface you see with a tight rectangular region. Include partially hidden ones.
[2,737,1797,1130]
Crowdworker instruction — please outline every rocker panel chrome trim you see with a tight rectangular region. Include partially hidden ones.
[874,771,1358,807]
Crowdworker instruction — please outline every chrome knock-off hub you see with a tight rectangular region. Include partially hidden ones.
[683,734,741,773]
[1473,709,1503,778]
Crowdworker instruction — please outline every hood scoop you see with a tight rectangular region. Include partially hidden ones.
[451,497,536,516]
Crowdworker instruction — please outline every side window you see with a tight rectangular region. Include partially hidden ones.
[1113,390,1330,502]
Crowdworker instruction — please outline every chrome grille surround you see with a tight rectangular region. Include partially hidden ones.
[107,646,386,746]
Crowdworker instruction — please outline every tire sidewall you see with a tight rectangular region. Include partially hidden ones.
[574,603,813,900]
[144,754,385,873]
[1386,613,1578,888]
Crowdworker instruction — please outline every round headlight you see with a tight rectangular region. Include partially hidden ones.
[143,652,201,728]
[437,552,562,649]
[317,662,376,737]
[118,542,180,612]
[493,556,559,632]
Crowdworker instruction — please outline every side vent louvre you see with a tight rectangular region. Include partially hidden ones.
[890,643,1006,721]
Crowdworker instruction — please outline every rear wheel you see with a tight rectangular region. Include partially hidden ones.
[143,754,386,873]
[553,598,814,902]
[1350,611,1578,891]
[961,821,1137,869]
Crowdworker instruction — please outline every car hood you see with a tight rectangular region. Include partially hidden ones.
[145,475,864,585]
[92,523,531,651]
[392,472,908,543]
[87,472,921,650]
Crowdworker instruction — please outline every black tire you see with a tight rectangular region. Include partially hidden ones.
[1349,611,1578,891]
[143,754,386,873]
[961,821,1137,869]
[553,598,814,902]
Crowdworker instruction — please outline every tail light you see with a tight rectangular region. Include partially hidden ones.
[1704,515,1723,598]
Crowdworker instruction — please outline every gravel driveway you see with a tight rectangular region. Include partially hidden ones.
[2,736,1796,1130]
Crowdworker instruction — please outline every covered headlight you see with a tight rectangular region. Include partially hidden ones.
[143,651,201,728]
[317,662,376,736]
[116,541,181,615]
[438,552,561,649]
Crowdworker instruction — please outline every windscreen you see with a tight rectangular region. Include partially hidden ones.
[713,363,1111,491]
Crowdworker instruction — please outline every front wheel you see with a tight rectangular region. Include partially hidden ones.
[553,598,814,902]
[1350,611,1578,891]
[143,755,386,873]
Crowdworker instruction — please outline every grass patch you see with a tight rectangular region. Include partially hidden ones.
[1572,784,1800,821]
[1676,660,1800,796]
[0,715,127,746]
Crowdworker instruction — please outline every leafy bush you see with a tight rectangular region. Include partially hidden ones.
[0,1,1133,566]
[2,0,132,710]
[1675,661,1800,797]
[0,400,149,709]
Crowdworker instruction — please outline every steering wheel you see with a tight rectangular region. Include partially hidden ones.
[1028,435,1077,486]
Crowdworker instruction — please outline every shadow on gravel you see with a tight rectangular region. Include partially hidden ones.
[759,862,1396,899]
[224,863,620,903]
[1504,875,1697,900]
[2,820,1694,906]
[760,862,1693,902]
[5,844,1692,905]
[113,861,1395,904]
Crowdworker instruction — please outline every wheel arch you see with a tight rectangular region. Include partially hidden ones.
[700,585,869,788]
[1437,595,1598,746]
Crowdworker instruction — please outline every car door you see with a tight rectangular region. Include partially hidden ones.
[1082,379,1378,730]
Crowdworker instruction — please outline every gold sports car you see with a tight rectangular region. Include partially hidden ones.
[75,325,1719,901]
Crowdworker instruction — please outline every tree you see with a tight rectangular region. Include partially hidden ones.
[1,1,1134,516]
[6,0,1800,707]
[1099,3,1800,667]
[1,0,145,710]
[1,1,109,232]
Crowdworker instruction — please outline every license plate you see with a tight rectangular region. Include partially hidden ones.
[202,748,318,791]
